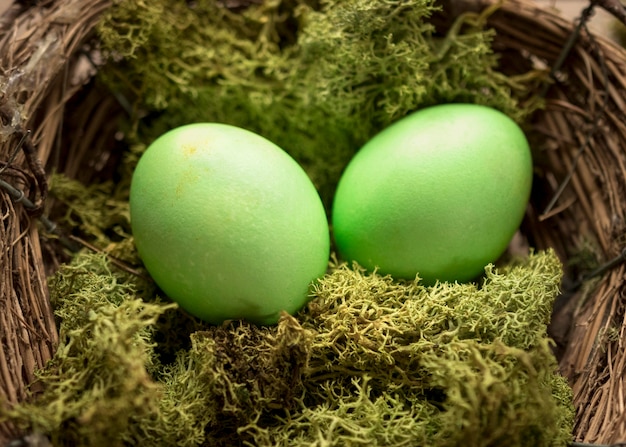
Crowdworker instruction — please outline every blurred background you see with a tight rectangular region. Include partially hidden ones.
[0,0,622,42]
[537,0,624,40]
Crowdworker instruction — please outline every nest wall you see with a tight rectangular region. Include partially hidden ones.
[0,0,112,441]
[0,0,626,444]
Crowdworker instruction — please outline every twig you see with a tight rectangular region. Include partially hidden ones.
[539,4,595,98]
[0,130,29,176]
[0,176,149,279]
[67,234,150,280]
[592,0,626,25]
[0,106,48,215]
[0,177,79,252]
[568,248,626,291]
[540,2,609,219]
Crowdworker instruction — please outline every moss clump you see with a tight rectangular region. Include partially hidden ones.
[2,249,574,446]
[297,253,574,446]
[97,0,542,208]
[2,252,172,446]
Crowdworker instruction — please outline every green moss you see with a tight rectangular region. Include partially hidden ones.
[127,321,311,446]
[48,173,131,248]
[2,252,173,446]
[97,0,543,208]
[2,249,573,446]
[290,250,573,447]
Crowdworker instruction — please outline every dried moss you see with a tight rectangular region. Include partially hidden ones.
[126,315,312,446]
[48,173,131,248]
[97,0,543,208]
[291,251,573,447]
[2,252,173,446]
[2,249,574,446]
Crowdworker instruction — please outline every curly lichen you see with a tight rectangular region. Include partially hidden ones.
[97,0,543,208]
[2,249,574,447]
[2,252,173,446]
[291,250,573,447]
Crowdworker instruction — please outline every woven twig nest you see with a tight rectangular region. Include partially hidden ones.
[1,0,626,444]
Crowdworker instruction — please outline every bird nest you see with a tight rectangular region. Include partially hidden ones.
[1,0,626,445]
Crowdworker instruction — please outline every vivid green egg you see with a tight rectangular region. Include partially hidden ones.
[130,123,330,325]
[331,103,533,285]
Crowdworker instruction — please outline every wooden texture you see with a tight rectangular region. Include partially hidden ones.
[0,0,111,442]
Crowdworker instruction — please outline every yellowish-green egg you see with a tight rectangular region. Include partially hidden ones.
[130,123,330,325]
[331,103,533,285]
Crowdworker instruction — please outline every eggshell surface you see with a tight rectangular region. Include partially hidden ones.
[331,103,533,285]
[130,123,330,325]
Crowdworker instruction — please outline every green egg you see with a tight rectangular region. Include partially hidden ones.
[130,123,330,325]
[331,103,533,285]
